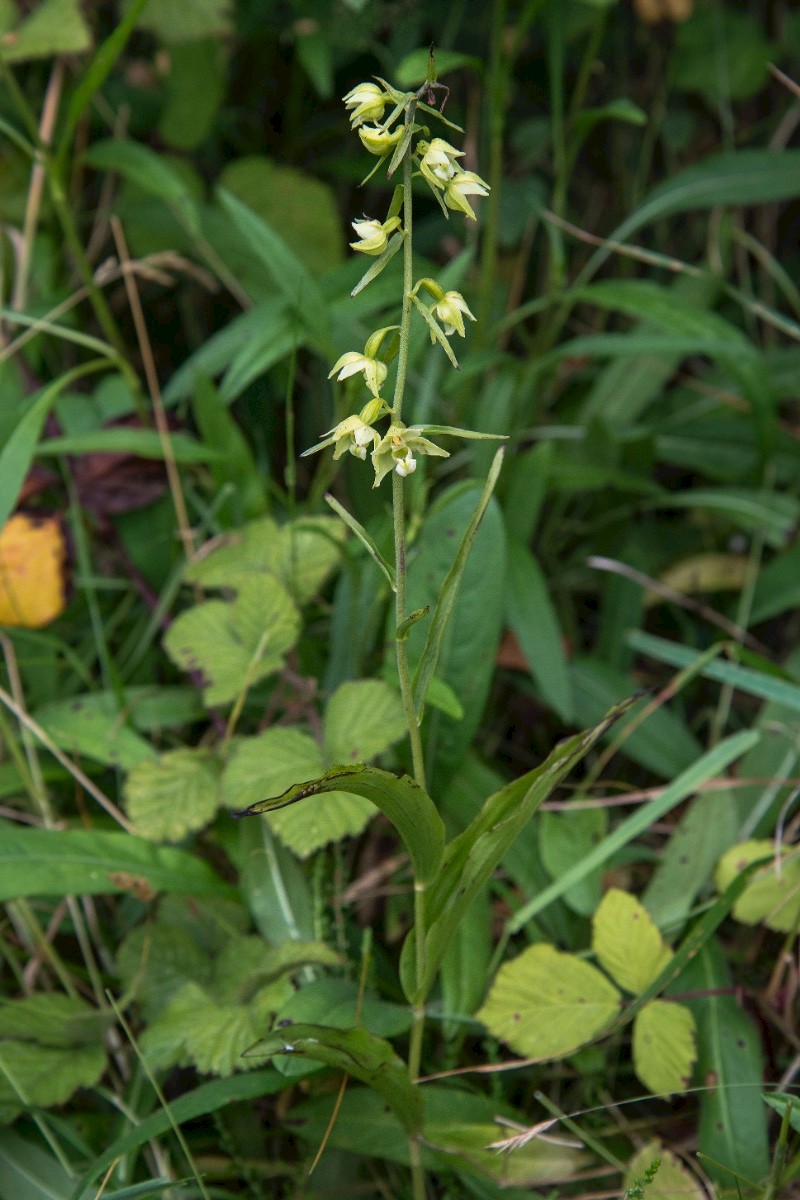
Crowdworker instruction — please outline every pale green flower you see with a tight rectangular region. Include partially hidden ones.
[371,422,449,487]
[417,138,464,191]
[302,408,382,463]
[359,124,405,157]
[433,290,475,338]
[328,350,388,398]
[350,214,402,255]
[444,169,490,220]
[343,82,388,128]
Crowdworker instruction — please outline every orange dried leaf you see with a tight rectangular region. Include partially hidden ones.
[0,514,67,628]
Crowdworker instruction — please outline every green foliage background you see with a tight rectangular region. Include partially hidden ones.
[0,0,799,1197]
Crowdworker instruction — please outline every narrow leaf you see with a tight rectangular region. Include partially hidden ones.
[325,493,395,591]
[411,294,460,368]
[351,231,403,297]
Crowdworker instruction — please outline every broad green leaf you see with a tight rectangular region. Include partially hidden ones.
[0,821,234,901]
[625,1143,705,1200]
[125,749,221,841]
[236,763,444,883]
[216,188,329,342]
[323,679,406,764]
[237,817,314,944]
[248,1023,422,1133]
[477,944,621,1059]
[129,0,232,41]
[159,38,226,150]
[680,940,769,1183]
[405,480,506,786]
[0,1129,76,1200]
[508,729,760,935]
[185,515,344,605]
[212,935,342,1004]
[538,807,606,916]
[403,701,633,1001]
[715,841,800,932]
[0,0,90,62]
[673,8,772,102]
[70,1069,285,1200]
[164,576,300,706]
[440,884,491,1034]
[222,728,374,857]
[505,540,573,723]
[592,889,673,995]
[84,140,200,235]
[0,994,111,1048]
[632,1000,696,1096]
[0,1040,106,1122]
[220,156,344,275]
[33,697,156,770]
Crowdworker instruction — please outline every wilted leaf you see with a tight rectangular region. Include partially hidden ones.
[477,944,621,1059]
[0,514,67,629]
[714,840,800,931]
[592,889,673,995]
[632,1000,697,1096]
[164,576,300,706]
[125,749,222,841]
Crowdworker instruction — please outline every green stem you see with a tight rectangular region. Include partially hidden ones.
[390,95,428,1200]
[475,0,507,335]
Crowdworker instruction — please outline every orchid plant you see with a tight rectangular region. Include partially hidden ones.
[234,61,620,1200]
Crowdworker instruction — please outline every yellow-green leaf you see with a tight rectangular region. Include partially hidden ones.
[125,749,221,842]
[477,944,621,1059]
[0,1041,106,1123]
[323,679,406,765]
[164,577,300,706]
[633,1000,697,1097]
[625,1141,705,1200]
[715,840,800,932]
[592,888,673,995]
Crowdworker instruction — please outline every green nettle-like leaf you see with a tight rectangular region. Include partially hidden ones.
[185,515,344,604]
[117,921,213,1019]
[0,994,111,1048]
[625,1142,705,1200]
[323,680,406,764]
[249,1023,423,1133]
[33,696,157,770]
[477,944,621,1060]
[164,576,300,706]
[632,1000,697,1097]
[124,749,221,842]
[0,0,91,63]
[221,727,371,857]
[142,967,293,1078]
[591,889,673,995]
[236,764,445,884]
[715,841,800,932]
[0,1042,106,1123]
